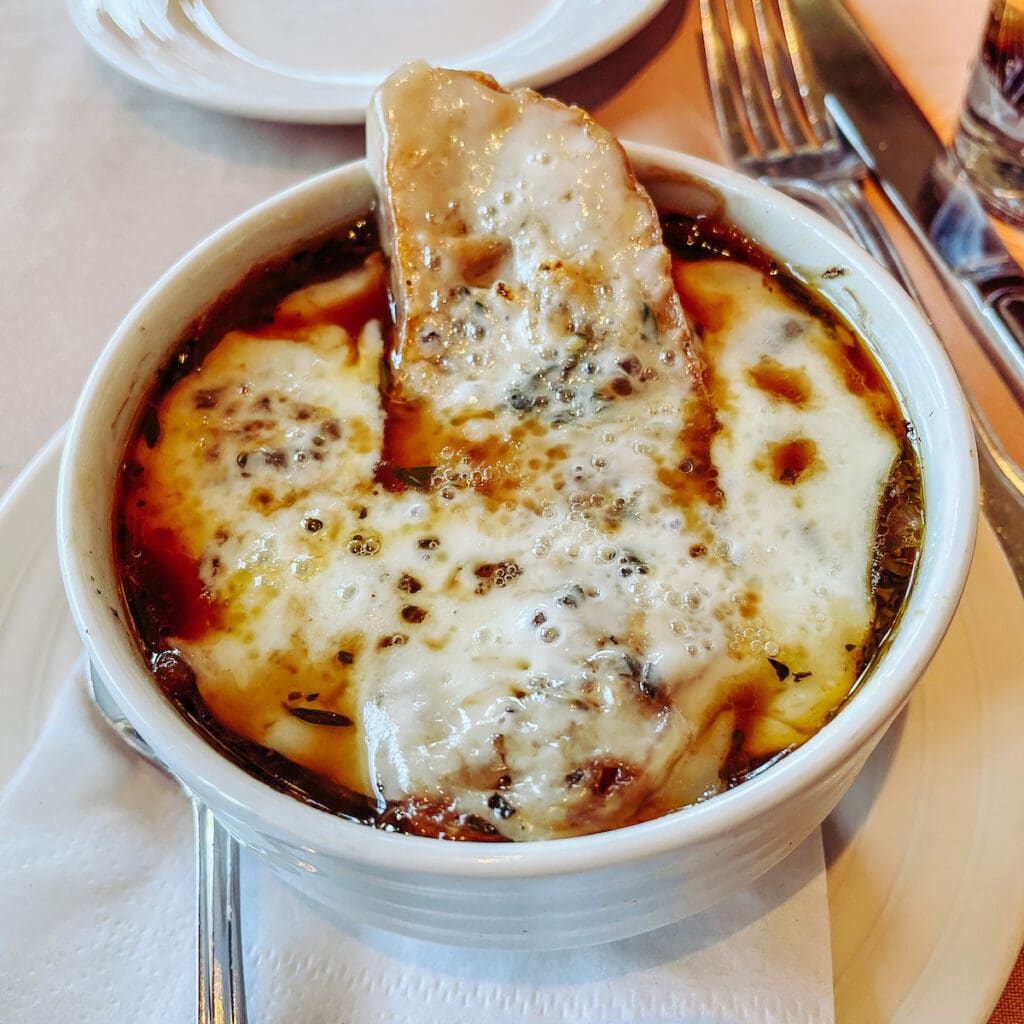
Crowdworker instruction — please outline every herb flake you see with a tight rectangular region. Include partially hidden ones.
[287,706,354,727]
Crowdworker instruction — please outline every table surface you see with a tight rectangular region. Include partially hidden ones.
[2,0,1022,1019]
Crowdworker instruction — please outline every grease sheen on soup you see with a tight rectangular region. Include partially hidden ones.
[112,202,921,843]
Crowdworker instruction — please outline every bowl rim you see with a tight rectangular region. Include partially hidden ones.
[57,144,979,879]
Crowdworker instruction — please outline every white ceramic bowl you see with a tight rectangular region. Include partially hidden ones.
[57,145,978,950]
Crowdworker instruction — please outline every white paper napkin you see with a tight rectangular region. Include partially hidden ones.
[0,660,835,1023]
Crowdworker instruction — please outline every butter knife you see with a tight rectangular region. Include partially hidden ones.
[788,0,1024,397]
[788,0,1024,585]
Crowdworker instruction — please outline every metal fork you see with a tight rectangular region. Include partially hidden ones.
[699,0,1024,585]
[87,662,248,1024]
[699,0,916,297]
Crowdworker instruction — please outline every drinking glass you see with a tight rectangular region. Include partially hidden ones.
[954,0,1024,226]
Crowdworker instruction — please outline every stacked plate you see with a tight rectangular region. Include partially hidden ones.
[66,0,669,121]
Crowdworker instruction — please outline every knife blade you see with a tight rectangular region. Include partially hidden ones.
[787,0,1024,585]
[788,0,1024,401]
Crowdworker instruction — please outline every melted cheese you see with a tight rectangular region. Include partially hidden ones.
[122,67,902,841]
[366,63,700,431]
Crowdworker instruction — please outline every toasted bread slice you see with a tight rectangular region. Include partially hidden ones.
[367,61,701,423]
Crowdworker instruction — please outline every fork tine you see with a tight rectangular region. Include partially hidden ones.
[721,0,788,158]
[701,0,854,179]
[750,0,813,151]
[774,0,837,149]
[699,0,756,163]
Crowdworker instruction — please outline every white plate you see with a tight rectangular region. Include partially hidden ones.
[4,436,1024,1020]
[65,0,669,123]
[825,511,1024,1023]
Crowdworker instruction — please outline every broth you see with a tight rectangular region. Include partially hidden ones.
[113,209,922,841]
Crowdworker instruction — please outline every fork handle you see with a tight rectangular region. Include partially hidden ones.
[194,799,249,1024]
[822,179,924,306]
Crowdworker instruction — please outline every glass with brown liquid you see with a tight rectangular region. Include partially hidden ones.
[954,0,1024,224]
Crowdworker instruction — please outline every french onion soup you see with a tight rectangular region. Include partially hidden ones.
[113,65,921,842]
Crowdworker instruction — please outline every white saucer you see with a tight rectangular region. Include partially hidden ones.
[4,433,1024,1021]
[65,0,669,123]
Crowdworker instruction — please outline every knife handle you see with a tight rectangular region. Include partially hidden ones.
[939,273,1024,408]
[987,288,1024,359]
[911,159,1024,405]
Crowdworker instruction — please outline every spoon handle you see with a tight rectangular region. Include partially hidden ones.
[194,799,248,1024]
